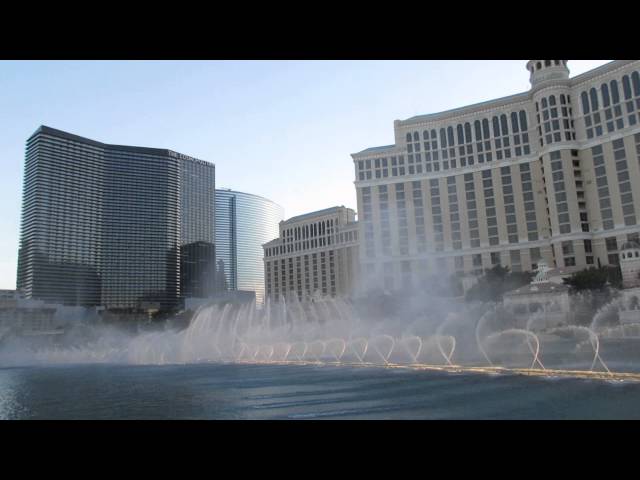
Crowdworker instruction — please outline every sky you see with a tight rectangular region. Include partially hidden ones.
[0,60,612,289]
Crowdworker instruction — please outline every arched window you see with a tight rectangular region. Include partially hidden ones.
[554,60,560,66]
[423,130,429,140]
[549,95,556,106]
[492,117,500,137]
[632,71,640,96]
[610,80,620,104]
[589,88,599,110]
[464,122,473,143]
[519,110,528,130]
[581,91,590,114]
[536,62,542,70]
[560,94,566,104]
[545,60,551,67]
[511,112,519,133]
[482,119,490,139]
[431,129,437,140]
[474,120,482,139]
[541,97,548,109]
[457,124,464,144]
[623,75,632,99]
[447,126,455,146]
[500,114,509,135]
[440,128,447,148]
[601,83,610,107]
[406,133,412,143]
[413,132,419,142]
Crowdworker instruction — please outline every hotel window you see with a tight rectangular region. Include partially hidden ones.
[592,145,614,230]
[396,183,409,255]
[412,181,427,252]
[612,139,636,226]
[482,170,499,246]
[530,248,541,270]
[361,187,375,258]
[636,133,640,174]
[430,179,444,251]
[447,176,461,250]
[501,166,518,244]
[510,250,522,272]
[465,173,480,248]
[582,87,604,139]
[551,151,571,234]
[454,256,464,271]
[379,185,391,256]
[519,161,536,243]
[621,72,640,126]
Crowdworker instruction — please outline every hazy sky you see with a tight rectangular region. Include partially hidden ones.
[0,60,611,289]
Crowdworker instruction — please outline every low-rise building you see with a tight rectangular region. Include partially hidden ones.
[503,261,571,330]
[620,241,640,288]
[263,206,359,301]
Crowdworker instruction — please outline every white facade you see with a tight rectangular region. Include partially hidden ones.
[263,206,359,300]
[352,60,640,292]
[621,241,640,288]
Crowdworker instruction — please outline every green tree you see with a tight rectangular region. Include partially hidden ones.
[465,265,532,303]
[562,266,613,291]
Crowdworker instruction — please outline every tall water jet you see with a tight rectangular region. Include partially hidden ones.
[370,335,395,365]
[400,335,423,364]
[485,329,544,370]
[476,305,497,366]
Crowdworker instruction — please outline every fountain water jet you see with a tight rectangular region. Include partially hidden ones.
[370,335,395,365]
[401,336,423,364]
[485,329,544,370]
[347,337,369,363]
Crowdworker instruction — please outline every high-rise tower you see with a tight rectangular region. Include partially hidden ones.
[17,126,216,311]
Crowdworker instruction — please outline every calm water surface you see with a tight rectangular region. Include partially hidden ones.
[1,363,639,419]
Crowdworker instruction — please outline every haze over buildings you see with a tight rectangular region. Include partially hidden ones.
[0,60,612,290]
[352,60,640,290]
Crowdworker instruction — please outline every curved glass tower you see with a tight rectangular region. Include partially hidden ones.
[215,189,283,304]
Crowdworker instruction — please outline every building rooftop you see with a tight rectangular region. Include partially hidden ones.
[353,145,396,156]
[282,206,351,225]
[216,188,283,209]
[29,125,210,165]
[399,91,530,125]
[621,241,640,251]
[504,282,570,297]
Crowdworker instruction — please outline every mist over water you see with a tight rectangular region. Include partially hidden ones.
[2,284,640,378]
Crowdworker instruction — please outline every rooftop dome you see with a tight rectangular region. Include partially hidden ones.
[621,241,640,251]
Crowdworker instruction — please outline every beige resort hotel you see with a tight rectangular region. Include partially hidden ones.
[265,60,640,299]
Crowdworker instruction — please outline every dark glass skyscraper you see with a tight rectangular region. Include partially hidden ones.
[215,189,283,304]
[17,126,215,311]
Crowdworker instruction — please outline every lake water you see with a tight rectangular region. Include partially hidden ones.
[1,362,639,419]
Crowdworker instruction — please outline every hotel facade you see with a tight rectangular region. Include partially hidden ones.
[263,206,359,301]
[352,60,640,291]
